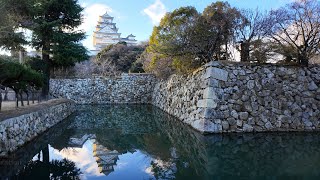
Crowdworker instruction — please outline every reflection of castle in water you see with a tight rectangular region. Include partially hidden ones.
[67,133,122,176]
[68,134,96,148]
[93,139,120,176]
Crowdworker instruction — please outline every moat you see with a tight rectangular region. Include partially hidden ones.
[1,105,320,179]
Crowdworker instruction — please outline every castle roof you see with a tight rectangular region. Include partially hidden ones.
[127,34,136,38]
[101,11,114,19]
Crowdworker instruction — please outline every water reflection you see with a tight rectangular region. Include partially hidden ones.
[1,105,320,179]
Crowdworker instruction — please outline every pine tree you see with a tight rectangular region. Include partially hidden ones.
[27,0,88,96]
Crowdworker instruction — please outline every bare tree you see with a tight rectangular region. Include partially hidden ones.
[267,0,320,66]
[234,9,270,62]
[92,57,120,76]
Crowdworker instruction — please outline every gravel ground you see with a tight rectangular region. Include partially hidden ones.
[0,101,41,111]
[0,99,70,121]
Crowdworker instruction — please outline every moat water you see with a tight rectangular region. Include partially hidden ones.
[1,105,320,179]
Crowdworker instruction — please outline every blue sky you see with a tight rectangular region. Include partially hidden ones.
[78,0,291,51]
[0,0,292,55]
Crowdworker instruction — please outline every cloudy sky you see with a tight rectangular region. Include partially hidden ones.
[78,0,290,51]
[0,0,291,55]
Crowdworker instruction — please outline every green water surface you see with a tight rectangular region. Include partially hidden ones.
[1,105,320,179]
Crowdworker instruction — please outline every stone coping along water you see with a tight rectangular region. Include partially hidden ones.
[0,99,75,156]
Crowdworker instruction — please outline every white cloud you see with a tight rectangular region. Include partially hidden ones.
[0,49,10,56]
[79,3,113,51]
[50,140,105,178]
[142,0,167,25]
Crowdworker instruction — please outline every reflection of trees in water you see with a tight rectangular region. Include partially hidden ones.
[151,107,208,179]
[68,105,171,154]
[6,105,320,179]
[69,105,158,134]
[203,133,320,177]
[0,116,75,179]
[68,105,208,179]
[14,146,82,179]
[15,158,81,179]
[149,159,177,180]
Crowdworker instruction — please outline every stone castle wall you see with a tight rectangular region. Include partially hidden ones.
[152,70,207,131]
[0,99,75,156]
[50,74,157,104]
[49,64,320,134]
[152,62,320,133]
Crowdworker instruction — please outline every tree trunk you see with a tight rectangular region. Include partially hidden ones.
[4,87,8,101]
[19,91,24,106]
[240,42,250,62]
[19,50,24,64]
[15,91,18,108]
[42,145,50,163]
[0,89,2,111]
[42,145,50,179]
[42,42,51,98]
[26,92,29,105]
[299,53,309,66]
[32,90,35,104]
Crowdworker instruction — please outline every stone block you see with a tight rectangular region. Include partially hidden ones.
[247,118,255,125]
[204,61,222,67]
[203,87,218,100]
[247,80,255,89]
[204,67,229,81]
[207,79,220,88]
[243,124,253,132]
[0,125,5,133]
[197,99,218,108]
[237,119,243,127]
[265,122,273,130]
[308,81,318,91]
[231,110,238,119]
[239,112,249,120]
[191,119,222,133]
[227,118,237,126]
[222,121,229,130]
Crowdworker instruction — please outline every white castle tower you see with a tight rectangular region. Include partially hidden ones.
[92,11,137,54]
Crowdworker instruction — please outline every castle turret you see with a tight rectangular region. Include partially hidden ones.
[92,11,137,54]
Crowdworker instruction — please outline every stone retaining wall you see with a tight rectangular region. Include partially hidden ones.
[0,99,75,156]
[152,62,320,133]
[152,70,206,131]
[50,74,157,104]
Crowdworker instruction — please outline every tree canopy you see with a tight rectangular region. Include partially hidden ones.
[0,0,89,96]
[146,2,242,74]
[0,56,43,108]
[267,0,320,66]
[143,0,320,78]
[95,42,146,75]
[0,0,30,51]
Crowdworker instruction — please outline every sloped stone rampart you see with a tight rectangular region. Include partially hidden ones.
[152,62,320,133]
